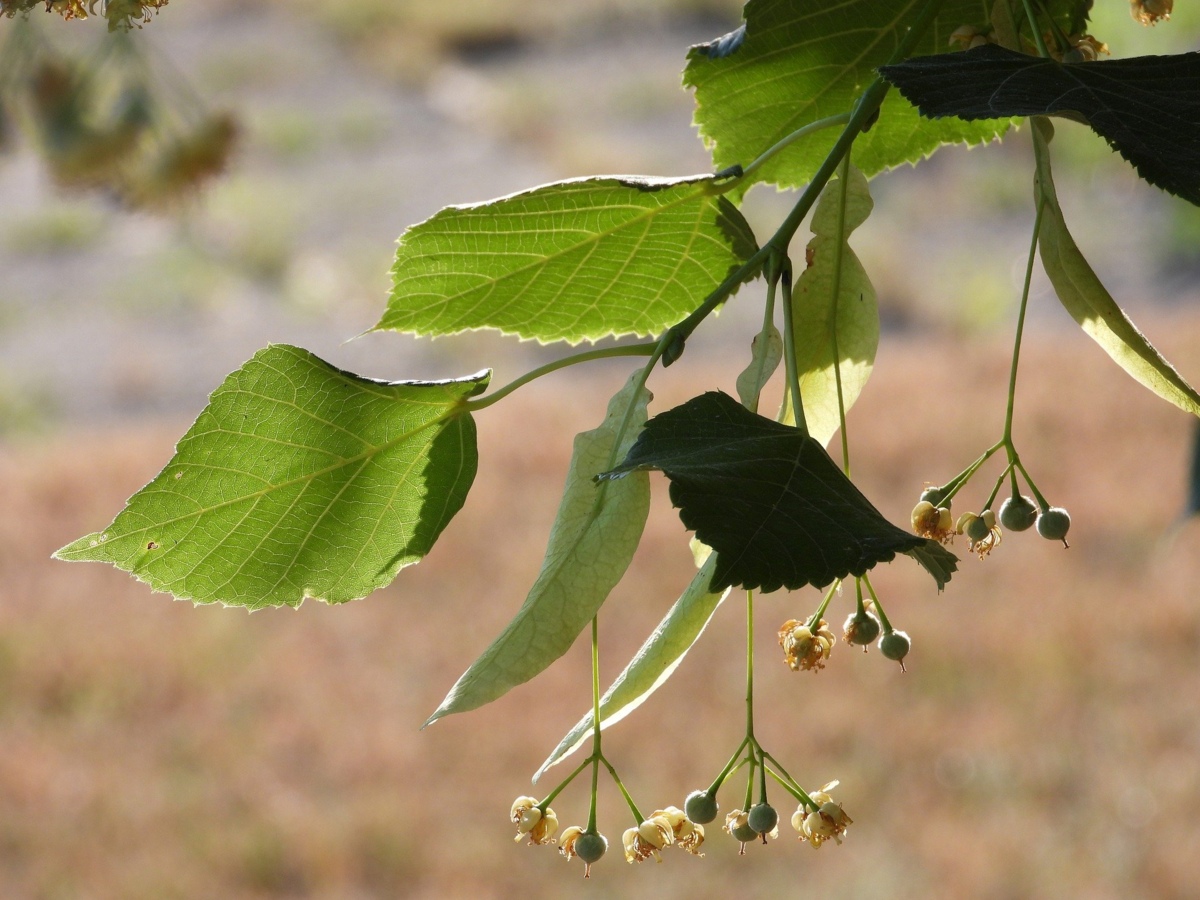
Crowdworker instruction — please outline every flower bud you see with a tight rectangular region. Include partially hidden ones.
[685,790,719,825]
[1037,507,1071,544]
[842,608,881,646]
[999,495,1038,532]
[879,630,911,668]
[748,802,778,835]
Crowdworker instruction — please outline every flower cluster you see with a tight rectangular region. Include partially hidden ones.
[511,796,559,846]
[0,0,169,30]
[911,499,954,544]
[1130,0,1172,26]
[623,807,705,864]
[778,618,835,671]
[793,782,852,848]
[0,23,235,207]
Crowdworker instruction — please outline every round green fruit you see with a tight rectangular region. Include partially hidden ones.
[748,803,778,835]
[920,487,946,506]
[999,495,1038,532]
[879,630,911,662]
[843,609,881,645]
[731,820,758,843]
[685,790,719,825]
[1037,507,1071,542]
[575,831,608,864]
[966,515,992,542]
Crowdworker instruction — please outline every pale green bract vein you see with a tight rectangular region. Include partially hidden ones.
[55,345,489,610]
[684,0,1014,191]
[376,175,758,346]
[425,372,653,725]
[534,553,729,782]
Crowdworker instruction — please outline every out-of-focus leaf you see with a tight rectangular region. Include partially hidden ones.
[56,345,488,609]
[880,45,1200,206]
[735,323,783,412]
[533,553,729,782]
[379,175,758,345]
[1032,119,1200,416]
[603,391,932,592]
[425,373,652,726]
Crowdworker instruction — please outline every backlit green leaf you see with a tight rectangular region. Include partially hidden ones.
[1033,119,1200,417]
[425,372,652,726]
[378,175,758,345]
[533,553,729,782]
[603,391,936,592]
[55,345,489,609]
[683,0,1034,190]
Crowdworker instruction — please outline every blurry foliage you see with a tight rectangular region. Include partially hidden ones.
[0,16,236,208]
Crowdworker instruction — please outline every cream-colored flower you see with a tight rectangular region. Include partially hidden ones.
[912,500,955,544]
[724,808,774,853]
[653,806,705,856]
[511,796,558,845]
[958,510,1003,559]
[779,618,835,671]
[1131,0,1172,26]
[792,782,852,848]
[948,24,996,50]
[559,826,584,860]
[622,815,672,864]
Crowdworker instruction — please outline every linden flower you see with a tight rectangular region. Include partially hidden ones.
[1131,0,1172,26]
[956,510,1003,559]
[948,24,995,50]
[792,782,852,848]
[778,618,835,672]
[653,806,705,856]
[1060,33,1110,62]
[911,500,955,544]
[725,808,777,854]
[559,826,584,860]
[623,814,674,863]
[511,796,558,845]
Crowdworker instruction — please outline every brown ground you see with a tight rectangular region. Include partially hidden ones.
[4,321,1200,900]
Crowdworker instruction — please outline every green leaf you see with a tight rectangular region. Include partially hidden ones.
[683,0,1026,191]
[55,345,489,609]
[425,372,652,726]
[603,391,932,592]
[903,540,959,591]
[533,553,730,782]
[880,45,1200,206]
[377,175,759,346]
[1032,119,1200,417]
[735,324,783,411]
[785,164,879,447]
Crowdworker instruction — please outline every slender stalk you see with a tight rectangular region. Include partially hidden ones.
[587,616,602,832]
[1020,0,1053,59]
[779,260,809,435]
[600,757,644,824]
[983,464,1014,511]
[855,577,866,617]
[706,737,751,796]
[828,153,853,476]
[465,342,658,412]
[861,573,892,634]
[734,113,852,184]
[540,755,595,809]
[763,752,816,810]
[1015,458,1051,511]
[743,753,757,811]
[1003,200,1045,446]
[806,580,840,630]
[745,589,755,738]
[941,442,1005,502]
[765,766,807,804]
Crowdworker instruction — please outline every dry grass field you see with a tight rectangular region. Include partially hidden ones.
[4,320,1200,900]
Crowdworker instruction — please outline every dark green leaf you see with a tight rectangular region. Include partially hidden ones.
[602,391,931,593]
[55,345,488,609]
[880,45,1200,206]
[903,540,959,591]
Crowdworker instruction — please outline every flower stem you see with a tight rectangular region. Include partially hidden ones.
[600,757,644,824]
[763,752,817,810]
[706,736,751,796]
[1003,198,1045,446]
[464,342,658,412]
[828,153,853,476]
[540,755,595,810]
[745,589,755,740]
[587,616,602,832]
[1020,0,1053,59]
[778,258,809,435]
[861,573,892,634]
[806,579,840,630]
[734,113,852,184]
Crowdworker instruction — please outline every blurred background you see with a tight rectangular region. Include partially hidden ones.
[3,1,1200,898]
